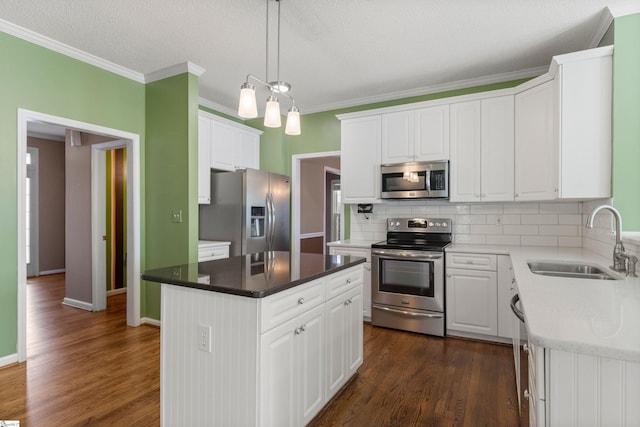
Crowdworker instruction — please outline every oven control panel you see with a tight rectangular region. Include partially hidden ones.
[387,217,452,233]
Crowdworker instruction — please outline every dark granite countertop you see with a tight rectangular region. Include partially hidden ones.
[141,251,365,298]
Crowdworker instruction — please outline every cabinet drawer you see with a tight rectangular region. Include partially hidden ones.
[198,246,229,262]
[446,252,497,270]
[326,266,363,301]
[260,279,324,333]
[330,247,371,262]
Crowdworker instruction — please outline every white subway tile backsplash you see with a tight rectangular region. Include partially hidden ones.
[486,235,521,245]
[348,200,590,250]
[470,204,504,214]
[539,202,581,214]
[559,214,583,225]
[539,225,579,236]
[503,203,539,214]
[521,214,558,225]
[454,234,487,244]
[470,224,503,235]
[558,237,582,247]
[521,235,558,246]
[503,225,539,235]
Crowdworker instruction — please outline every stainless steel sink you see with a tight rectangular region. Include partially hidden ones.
[527,261,620,280]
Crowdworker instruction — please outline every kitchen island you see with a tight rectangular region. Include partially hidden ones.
[142,251,365,427]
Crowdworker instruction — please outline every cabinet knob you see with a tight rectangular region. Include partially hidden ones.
[523,343,529,353]
[346,278,351,284]
[294,327,301,335]
[446,273,452,278]
[364,265,371,271]
[524,389,531,399]
[300,324,307,332]
[298,297,305,305]
[467,260,473,264]
[514,193,519,198]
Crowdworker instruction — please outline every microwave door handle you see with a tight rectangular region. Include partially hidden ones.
[426,169,431,194]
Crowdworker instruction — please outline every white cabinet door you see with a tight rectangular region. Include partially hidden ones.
[449,101,481,202]
[514,81,557,201]
[198,115,212,204]
[325,285,363,400]
[341,116,381,204]
[414,105,449,161]
[446,268,498,335]
[237,130,260,170]
[381,111,414,163]
[299,306,326,425]
[210,120,239,171]
[260,304,325,427]
[260,314,299,427]
[345,286,363,375]
[481,96,514,202]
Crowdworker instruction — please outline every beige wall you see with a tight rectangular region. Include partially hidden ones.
[300,156,340,235]
[27,137,66,273]
[65,132,114,304]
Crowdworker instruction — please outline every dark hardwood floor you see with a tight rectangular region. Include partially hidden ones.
[0,274,526,426]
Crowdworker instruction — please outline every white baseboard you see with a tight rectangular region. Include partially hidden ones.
[39,268,65,275]
[141,317,161,328]
[107,288,127,296]
[0,353,18,368]
[62,297,93,311]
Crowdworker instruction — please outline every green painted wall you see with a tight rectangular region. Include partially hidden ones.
[0,32,146,358]
[612,13,640,231]
[143,73,200,320]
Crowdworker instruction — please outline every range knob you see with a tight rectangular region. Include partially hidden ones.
[395,221,401,227]
[442,222,448,227]
[435,222,441,227]
[429,222,434,227]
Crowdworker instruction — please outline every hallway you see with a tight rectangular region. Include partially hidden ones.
[0,274,159,426]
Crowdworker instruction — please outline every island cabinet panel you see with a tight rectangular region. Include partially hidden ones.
[160,263,364,427]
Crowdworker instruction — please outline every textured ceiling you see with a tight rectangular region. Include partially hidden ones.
[0,0,634,117]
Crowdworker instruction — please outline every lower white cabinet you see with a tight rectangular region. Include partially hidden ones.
[328,245,372,320]
[161,264,364,427]
[260,304,325,426]
[446,267,497,335]
[326,286,364,398]
[523,342,640,427]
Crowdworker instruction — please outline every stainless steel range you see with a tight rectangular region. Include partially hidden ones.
[371,217,452,336]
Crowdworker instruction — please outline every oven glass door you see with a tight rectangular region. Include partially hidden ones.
[378,258,435,297]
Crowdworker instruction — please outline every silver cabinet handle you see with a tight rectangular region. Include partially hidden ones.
[298,297,304,305]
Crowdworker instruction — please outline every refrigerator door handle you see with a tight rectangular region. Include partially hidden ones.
[267,193,275,250]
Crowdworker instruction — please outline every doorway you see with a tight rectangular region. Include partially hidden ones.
[291,151,343,254]
[325,168,341,254]
[17,109,142,362]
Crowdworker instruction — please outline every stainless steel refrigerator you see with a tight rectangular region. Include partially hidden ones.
[199,168,290,256]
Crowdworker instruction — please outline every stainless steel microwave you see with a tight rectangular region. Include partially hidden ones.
[380,161,449,199]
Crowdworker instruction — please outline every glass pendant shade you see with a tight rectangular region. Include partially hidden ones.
[264,95,282,128]
[285,106,301,135]
[238,83,258,118]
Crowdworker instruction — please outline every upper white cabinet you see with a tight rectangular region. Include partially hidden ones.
[450,96,514,202]
[381,105,449,164]
[198,111,262,204]
[514,81,557,201]
[515,46,612,201]
[340,116,382,204]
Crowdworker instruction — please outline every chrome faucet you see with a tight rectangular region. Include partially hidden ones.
[586,204,638,277]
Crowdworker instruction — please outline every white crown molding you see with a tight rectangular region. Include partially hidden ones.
[0,17,145,83]
[144,62,206,84]
[198,97,239,118]
[606,2,640,18]
[303,65,549,115]
[586,7,615,49]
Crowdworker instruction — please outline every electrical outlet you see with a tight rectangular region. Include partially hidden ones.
[198,325,212,352]
[171,209,183,223]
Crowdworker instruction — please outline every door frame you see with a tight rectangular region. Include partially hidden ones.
[323,166,341,254]
[26,146,39,277]
[17,109,142,362]
[291,151,341,254]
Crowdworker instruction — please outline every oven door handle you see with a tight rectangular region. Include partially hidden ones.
[372,250,443,261]
[373,304,444,319]
[510,294,525,323]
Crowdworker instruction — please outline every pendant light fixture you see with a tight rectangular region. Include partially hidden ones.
[237,0,301,135]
